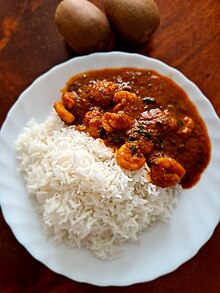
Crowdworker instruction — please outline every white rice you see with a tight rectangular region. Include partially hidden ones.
[16,111,181,259]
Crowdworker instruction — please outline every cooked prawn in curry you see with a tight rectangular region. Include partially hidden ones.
[54,68,211,188]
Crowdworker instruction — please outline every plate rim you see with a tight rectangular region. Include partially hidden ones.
[0,51,220,286]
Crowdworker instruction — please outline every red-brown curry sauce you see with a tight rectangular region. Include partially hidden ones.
[55,68,211,189]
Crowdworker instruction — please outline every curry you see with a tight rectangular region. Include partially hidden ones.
[54,68,211,189]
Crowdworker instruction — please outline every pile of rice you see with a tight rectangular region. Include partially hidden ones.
[16,111,181,259]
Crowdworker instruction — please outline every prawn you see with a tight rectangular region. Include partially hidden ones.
[61,91,76,109]
[150,156,186,188]
[113,90,138,104]
[84,107,103,138]
[89,81,117,108]
[116,142,146,171]
[54,101,75,125]
[113,90,144,117]
[101,111,133,133]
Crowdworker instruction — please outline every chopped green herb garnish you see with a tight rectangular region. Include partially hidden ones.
[177,119,184,127]
[144,132,152,140]
[128,136,137,142]
[99,127,106,139]
[129,144,137,155]
[155,137,164,149]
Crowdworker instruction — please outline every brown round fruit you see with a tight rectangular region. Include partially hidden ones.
[103,0,160,45]
[55,0,113,54]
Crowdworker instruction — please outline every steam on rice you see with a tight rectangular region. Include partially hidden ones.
[16,111,181,259]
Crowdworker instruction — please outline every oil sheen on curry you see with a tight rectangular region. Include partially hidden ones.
[54,68,211,189]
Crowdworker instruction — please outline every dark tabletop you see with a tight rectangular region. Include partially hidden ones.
[0,0,219,292]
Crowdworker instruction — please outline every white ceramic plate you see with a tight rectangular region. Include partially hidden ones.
[0,52,220,286]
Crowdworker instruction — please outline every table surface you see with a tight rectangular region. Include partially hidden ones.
[0,0,219,292]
